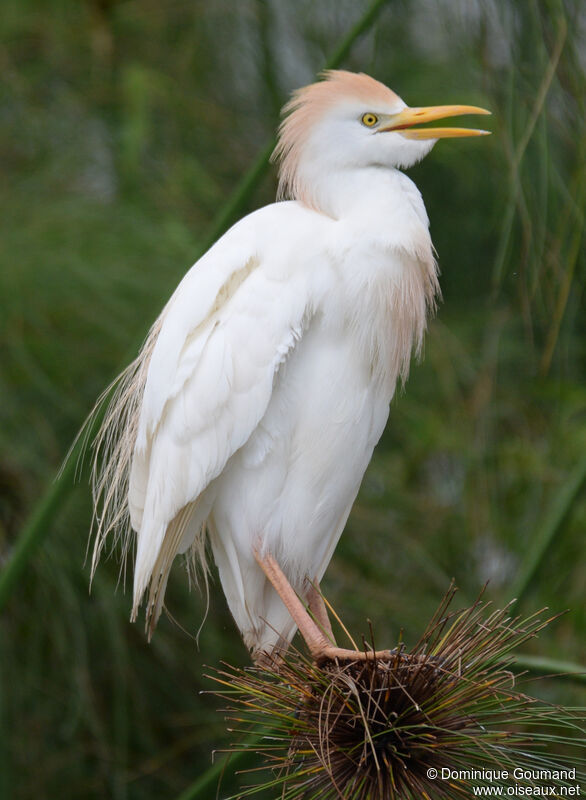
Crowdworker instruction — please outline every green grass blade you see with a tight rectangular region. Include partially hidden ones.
[513,653,586,685]
[0,446,76,613]
[0,400,108,613]
[173,733,266,800]
[511,453,586,605]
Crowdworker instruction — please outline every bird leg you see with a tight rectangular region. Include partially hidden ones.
[254,550,395,665]
[254,550,332,657]
[306,580,334,642]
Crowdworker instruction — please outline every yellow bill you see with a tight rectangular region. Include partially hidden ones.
[380,104,491,139]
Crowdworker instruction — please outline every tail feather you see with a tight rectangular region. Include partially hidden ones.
[90,316,163,585]
[90,312,210,633]
[132,500,209,637]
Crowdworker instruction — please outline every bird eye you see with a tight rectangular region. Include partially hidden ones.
[361,113,379,128]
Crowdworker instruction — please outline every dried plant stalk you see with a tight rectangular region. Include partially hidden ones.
[208,587,585,799]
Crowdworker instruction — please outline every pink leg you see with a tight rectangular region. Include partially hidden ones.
[306,581,334,642]
[254,550,394,665]
[253,551,332,657]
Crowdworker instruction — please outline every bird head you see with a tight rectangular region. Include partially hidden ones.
[273,70,490,211]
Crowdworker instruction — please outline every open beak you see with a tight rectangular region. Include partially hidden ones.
[379,104,491,139]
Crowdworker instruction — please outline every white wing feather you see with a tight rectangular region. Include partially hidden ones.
[125,206,315,627]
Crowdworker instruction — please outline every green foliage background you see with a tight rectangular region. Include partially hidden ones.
[0,0,584,797]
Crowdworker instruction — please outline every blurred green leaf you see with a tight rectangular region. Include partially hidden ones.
[1,0,584,796]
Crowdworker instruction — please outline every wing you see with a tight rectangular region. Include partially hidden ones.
[125,207,316,625]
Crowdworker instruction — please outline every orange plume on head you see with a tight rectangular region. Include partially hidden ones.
[273,71,401,205]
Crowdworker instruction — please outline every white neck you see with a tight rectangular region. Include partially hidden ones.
[309,166,441,387]
[305,166,426,224]
[301,167,432,267]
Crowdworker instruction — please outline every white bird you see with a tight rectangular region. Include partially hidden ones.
[92,70,489,663]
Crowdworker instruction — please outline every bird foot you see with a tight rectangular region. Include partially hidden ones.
[312,645,437,668]
[312,644,394,666]
[253,550,431,671]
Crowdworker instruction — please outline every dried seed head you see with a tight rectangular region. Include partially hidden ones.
[209,588,585,799]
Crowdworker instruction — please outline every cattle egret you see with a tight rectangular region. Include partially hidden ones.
[92,71,490,663]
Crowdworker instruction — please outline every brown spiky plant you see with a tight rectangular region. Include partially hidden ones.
[209,587,585,799]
